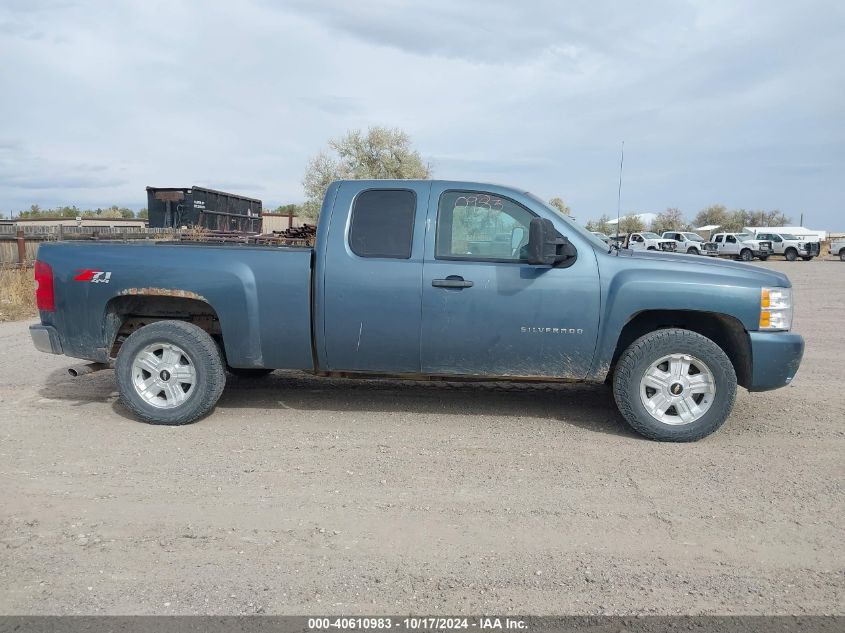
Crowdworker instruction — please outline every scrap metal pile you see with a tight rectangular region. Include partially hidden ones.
[178,223,318,248]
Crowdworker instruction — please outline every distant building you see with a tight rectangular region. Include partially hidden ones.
[262,212,307,234]
[744,226,827,242]
[606,212,658,227]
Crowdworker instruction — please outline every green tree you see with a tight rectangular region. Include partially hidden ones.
[273,203,302,215]
[137,208,149,220]
[692,204,729,230]
[585,214,612,234]
[617,215,645,234]
[548,197,571,216]
[19,204,44,219]
[303,126,431,220]
[650,207,686,234]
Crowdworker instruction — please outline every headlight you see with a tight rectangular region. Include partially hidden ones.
[760,287,793,331]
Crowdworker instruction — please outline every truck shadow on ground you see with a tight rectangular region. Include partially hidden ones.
[38,368,639,439]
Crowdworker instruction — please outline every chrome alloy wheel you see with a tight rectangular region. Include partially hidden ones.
[639,353,716,425]
[131,342,196,409]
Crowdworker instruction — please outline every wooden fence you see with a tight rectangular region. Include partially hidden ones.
[0,226,178,265]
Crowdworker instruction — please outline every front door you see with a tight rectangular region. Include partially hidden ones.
[420,186,600,378]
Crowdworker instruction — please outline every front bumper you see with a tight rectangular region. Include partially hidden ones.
[753,248,774,257]
[748,331,804,392]
[30,324,63,355]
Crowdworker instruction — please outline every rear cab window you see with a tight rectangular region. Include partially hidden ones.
[349,189,416,259]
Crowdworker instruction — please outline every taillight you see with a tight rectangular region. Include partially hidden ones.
[34,260,55,311]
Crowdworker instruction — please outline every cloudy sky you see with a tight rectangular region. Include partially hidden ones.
[1,0,843,227]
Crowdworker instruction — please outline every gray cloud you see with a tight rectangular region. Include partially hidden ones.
[0,0,842,225]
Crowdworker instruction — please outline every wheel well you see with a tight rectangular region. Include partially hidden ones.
[610,310,752,388]
[785,246,797,253]
[104,295,222,359]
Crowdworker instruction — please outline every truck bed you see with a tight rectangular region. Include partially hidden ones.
[35,240,315,370]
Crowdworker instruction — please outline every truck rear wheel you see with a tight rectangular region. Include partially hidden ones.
[612,328,736,441]
[115,321,226,425]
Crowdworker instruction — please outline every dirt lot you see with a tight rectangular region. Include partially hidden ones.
[0,259,842,615]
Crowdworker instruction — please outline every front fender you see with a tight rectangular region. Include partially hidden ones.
[588,261,771,379]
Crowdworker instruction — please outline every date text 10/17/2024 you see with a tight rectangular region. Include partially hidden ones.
[308,617,528,631]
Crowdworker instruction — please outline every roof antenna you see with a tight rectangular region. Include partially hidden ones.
[614,140,625,254]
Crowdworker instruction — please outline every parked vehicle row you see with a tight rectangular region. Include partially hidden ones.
[593,228,824,263]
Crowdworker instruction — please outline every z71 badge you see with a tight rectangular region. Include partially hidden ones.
[73,269,112,283]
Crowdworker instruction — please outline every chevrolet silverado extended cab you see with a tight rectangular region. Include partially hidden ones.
[30,180,804,441]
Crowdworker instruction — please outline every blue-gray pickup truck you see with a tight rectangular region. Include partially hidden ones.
[30,180,804,441]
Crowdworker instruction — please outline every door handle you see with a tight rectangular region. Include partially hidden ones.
[432,275,473,289]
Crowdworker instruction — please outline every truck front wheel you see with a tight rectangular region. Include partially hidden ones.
[784,248,798,261]
[115,320,226,425]
[612,329,737,441]
[739,249,753,261]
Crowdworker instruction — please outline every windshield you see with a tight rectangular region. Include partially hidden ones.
[682,232,704,241]
[736,234,753,242]
[780,234,798,240]
[640,232,660,239]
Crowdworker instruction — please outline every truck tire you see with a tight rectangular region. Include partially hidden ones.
[758,255,769,261]
[612,328,736,442]
[840,249,845,262]
[801,256,813,261]
[647,246,657,251]
[686,247,698,255]
[115,320,226,425]
[739,249,753,261]
[228,367,274,378]
[784,248,797,261]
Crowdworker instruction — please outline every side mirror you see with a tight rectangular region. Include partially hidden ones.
[526,218,576,266]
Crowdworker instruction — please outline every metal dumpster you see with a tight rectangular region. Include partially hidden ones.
[146,186,262,232]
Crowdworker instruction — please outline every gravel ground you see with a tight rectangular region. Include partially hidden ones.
[0,259,842,615]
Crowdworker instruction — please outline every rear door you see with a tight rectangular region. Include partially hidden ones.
[419,185,600,378]
[321,183,431,373]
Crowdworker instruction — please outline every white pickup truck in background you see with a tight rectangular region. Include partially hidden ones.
[752,232,820,261]
[661,231,715,255]
[625,232,677,252]
[711,233,774,261]
[830,238,845,261]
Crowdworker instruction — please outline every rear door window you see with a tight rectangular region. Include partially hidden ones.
[349,189,416,259]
